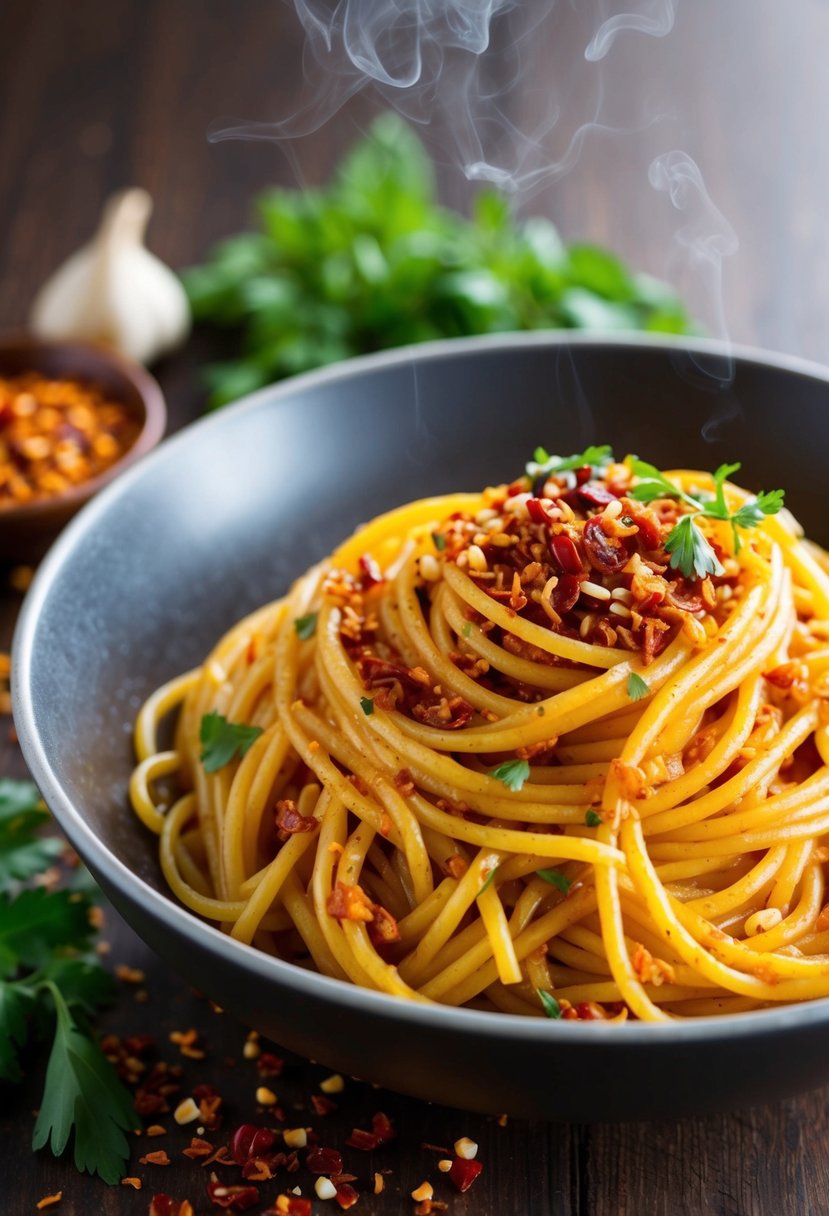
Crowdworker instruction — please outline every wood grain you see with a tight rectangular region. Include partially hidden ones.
[3,2,829,1213]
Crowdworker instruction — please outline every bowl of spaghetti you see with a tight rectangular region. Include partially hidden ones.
[13,333,829,1120]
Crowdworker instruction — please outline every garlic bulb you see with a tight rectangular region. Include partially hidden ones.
[30,188,190,364]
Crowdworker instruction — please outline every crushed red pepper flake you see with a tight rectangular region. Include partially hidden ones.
[35,1195,62,1211]
[121,1177,143,1190]
[206,1181,261,1210]
[140,1150,172,1166]
[149,1197,195,1216]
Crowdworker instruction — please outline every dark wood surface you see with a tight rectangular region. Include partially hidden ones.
[3,3,829,1213]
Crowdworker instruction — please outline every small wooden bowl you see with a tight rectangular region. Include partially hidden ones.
[0,334,166,563]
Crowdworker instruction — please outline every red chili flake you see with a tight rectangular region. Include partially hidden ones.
[368,905,401,947]
[182,1137,214,1160]
[624,501,663,549]
[326,882,375,923]
[582,517,628,574]
[307,1146,344,1175]
[576,481,617,510]
[139,1150,171,1166]
[358,553,384,586]
[335,1182,360,1209]
[550,533,583,576]
[553,573,581,614]
[527,497,555,525]
[149,1197,195,1216]
[230,1124,277,1165]
[371,1112,395,1142]
[257,1052,284,1078]
[263,1199,313,1216]
[448,1156,484,1192]
[276,799,318,839]
[206,1182,260,1210]
[311,1094,338,1117]
[345,1128,381,1151]
[574,464,592,485]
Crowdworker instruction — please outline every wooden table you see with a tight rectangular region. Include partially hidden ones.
[3,3,829,1212]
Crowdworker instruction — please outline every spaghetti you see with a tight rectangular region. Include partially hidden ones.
[131,450,829,1021]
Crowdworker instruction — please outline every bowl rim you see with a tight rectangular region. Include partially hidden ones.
[14,329,829,1047]
[0,333,166,524]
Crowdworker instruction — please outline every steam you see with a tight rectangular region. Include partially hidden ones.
[585,0,677,62]
[649,150,738,379]
[210,0,741,391]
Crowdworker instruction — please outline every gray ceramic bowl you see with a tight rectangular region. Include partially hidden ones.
[13,333,829,1121]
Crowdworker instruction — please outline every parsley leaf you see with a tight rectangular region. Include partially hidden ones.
[537,989,563,1019]
[585,809,603,828]
[431,531,447,552]
[664,515,725,580]
[294,612,318,640]
[536,868,571,893]
[488,758,531,791]
[527,444,614,481]
[626,458,699,510]
[200,712,263,773]
[732,488,785,526]
[0,889,93,977]
[0,780,63,886]
[33,984,136,1185]
[626,672,651,701]
[360,696,375,715]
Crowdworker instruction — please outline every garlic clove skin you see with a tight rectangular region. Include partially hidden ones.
[30,188,191,365]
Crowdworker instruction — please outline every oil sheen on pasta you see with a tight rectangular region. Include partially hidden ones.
[131,455,829,1022]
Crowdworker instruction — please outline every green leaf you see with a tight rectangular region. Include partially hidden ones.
[32,986,135,1184]
[537,989,563,1019]
[731,489,785,530]
[664,515,725,580]
[527,445,614,481]
[294,612,318,640]
[431,531,446,552]
[489,758,531,792]
[0,980,34,1081]
[566,244,634,301]
[536,869,571,893]
[360,697,375,716]
[585,810,603,828]
[0,889,93,976]
[199,712,263,773]
[627,458,699,510]
[41,958,117,1019]
[626,672,651,702]
[706,462,742,520]
[0,779,64,886]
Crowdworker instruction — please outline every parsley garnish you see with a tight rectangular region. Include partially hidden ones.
[462,622,473,639]
[528,444,614,481]
[360,696,375,715]
[0,779,62,886]
[294,612,318,640]
[33,982,136,1183]
[664,515,724,580]
[200,712,263,772]
[585,809,603,828]
[431,531,447,552]
[537,989,563,1019]
[488,758,531,791]
[0,779,134,1182]
[477,864,499,896]
[536,868,571,893]
[627,457,784,579]
[626,672,651,702]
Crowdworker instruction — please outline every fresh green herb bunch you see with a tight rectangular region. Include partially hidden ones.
[0,780,135,1183]
[185,113,692,409]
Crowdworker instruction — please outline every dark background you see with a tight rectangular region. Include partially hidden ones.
[3,1,829,1213]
